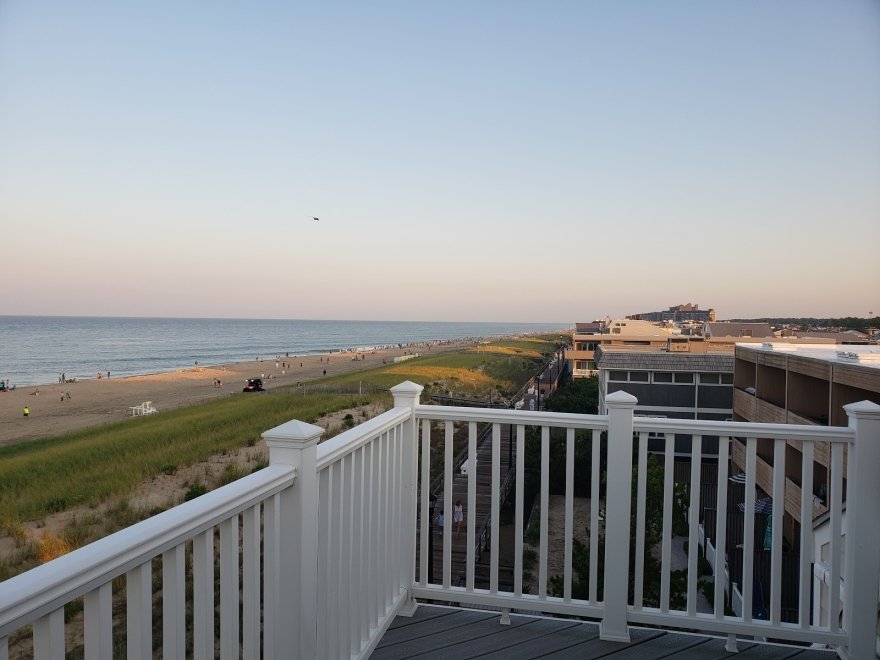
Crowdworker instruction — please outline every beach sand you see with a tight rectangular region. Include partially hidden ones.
[0,343,466,447]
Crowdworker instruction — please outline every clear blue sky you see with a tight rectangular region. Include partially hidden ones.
[1,1,878,322]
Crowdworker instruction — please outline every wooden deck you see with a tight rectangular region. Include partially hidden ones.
[372,605,838,659]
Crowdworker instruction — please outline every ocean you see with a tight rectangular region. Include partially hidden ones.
[0,316,565,387]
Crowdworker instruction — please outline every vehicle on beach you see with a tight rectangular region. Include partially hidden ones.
[242,378,264,392]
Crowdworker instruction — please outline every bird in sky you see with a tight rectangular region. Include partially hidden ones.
[305,215,319,221]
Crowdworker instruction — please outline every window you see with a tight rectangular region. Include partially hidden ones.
[720,373,733,384]
[629,371,649,382]
[674,372,694,383]
[653,372,673,383]
[699,373,720,384]
[610,370,628,381]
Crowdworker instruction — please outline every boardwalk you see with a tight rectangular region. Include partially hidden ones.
[421,422,517,588]
[372,605,838,659]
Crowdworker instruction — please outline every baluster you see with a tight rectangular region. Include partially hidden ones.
[317,466,331,658]
[714,437,730,620]
[589,429,601,605]
[84,583,112,660]
[798,442,814,629]
[193,528,214,660]
[162,544,185,660]
[126,562,152,660]
[33,607,64,660]
[263,493,280,659]
[633,431,648,609]
[220,515,240,660]
[660,433,674,612]
[563,427,575,601]
[339,452,353,655]
[419,419,431,586]
[770,438,785,625]
[491,423,502,594]
[829,443,843,632]
[742,437,757,622]
[538,426,549,598]
[242,504,260,659]
[350,448,365,653]
[514,424,525,597]
[687,436,703,616]
[443,421,453,589]
[467,421,477,591]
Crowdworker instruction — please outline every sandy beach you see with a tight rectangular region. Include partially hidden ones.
[0,342,468,447]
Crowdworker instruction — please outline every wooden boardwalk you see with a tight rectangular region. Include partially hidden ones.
[421,422,517,587]
[372,605,838,659]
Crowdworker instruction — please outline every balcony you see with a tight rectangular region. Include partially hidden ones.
[1,383,878,659]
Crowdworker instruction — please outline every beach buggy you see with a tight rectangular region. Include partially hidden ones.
[242,378,264,392]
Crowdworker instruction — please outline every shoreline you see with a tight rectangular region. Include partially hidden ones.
[0,338,484,448]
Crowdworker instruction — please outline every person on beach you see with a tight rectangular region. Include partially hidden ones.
[453,500,464,537]
[23,406,29,417]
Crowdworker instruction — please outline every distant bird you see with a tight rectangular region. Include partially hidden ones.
[305,215,319,221]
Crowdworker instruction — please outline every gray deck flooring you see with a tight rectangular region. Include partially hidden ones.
[371,605,837,660]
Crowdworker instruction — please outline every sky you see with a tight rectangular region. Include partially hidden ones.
[1,1,878,323]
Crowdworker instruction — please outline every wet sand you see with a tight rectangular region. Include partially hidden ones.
[0,343,467,447]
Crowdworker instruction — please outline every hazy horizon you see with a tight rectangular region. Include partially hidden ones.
[1,2,878,322]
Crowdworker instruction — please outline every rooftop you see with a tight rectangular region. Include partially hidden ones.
[737,342,880,369]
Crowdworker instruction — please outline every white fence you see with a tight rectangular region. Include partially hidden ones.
[1,382,878,659]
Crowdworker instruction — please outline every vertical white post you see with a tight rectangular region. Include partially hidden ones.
[262,419,324,660]
[600,390,637,643]
[390,381,423,616]
[842,401,880,659]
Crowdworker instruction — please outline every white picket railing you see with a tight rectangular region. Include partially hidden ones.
[0,382,878,659]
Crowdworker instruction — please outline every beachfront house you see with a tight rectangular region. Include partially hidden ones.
[0,382,878,658]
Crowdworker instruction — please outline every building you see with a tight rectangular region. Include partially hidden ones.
[627,303,717,323]
[569,318,832,380]
[569,319,677,378]
[731,343,880,632]
[595,346,734,422]
[704,322,775,339]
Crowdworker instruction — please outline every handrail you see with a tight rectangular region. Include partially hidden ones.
[416,405,608,430]
[633,417,855,442]
[316,407,410,470]
[0,463,295,638]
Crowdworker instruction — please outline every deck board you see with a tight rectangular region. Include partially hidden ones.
[371,605,839,660]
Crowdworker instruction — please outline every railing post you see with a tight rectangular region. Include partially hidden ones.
[600,390,637,643]
[262,419,324,660]
[390,380,424,616]
[842,400,880,659]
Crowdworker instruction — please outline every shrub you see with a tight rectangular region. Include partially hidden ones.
[185,482,208,501]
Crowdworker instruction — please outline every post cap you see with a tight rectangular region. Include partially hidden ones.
[843,399,880,420]
[262,419,324,447]
[605,390,638,408]
[390,380,424,407]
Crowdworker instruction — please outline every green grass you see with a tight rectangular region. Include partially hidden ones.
[0,391,378,526]
[314,336,562,397]
[0,336,565,531]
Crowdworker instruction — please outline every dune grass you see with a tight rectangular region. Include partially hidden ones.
[317,335,564,397]
[0,391,378,527]
[0,335,565,531]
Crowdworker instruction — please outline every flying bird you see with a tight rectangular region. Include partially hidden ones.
[305,215,319,221]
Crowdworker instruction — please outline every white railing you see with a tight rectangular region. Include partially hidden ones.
[1,382,878,659]
[0,464,295,659]
[412,390,880,659]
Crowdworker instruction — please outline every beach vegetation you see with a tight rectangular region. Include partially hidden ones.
[0,391,379,530]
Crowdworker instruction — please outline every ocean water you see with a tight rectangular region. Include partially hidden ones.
[0,316,564,387]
